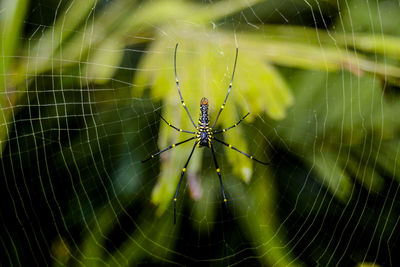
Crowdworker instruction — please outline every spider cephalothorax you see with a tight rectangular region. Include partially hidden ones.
[142,44,269,224]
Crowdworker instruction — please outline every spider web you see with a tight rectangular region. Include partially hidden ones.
[1,0,400,266]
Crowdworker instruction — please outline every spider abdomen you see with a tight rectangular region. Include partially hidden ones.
[200,131,208,140]
[198,129,211,147]
[198,97,212,147]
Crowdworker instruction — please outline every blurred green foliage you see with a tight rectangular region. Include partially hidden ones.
[1,0,399,266]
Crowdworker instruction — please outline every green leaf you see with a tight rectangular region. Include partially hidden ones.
[134,35,292,214]
[234,171,305,266]
[0,0,29,156]
[84,37,125,84]
[307,149,353,203]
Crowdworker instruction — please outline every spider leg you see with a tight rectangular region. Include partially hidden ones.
[160,114,196,134]
[210,143,228,207]
[213,112,249,134]
[213,137,269,165]
[174,44,197,129]
[174,141,198,224]
[211,47,239,128]
[141,137,196,163]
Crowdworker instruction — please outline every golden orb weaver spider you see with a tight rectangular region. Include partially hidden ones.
[142,44,269,224]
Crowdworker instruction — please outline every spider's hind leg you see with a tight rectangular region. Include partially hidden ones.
[141,137,195,163]
[210,143,228,207]
[213,137,269,165]
[173,141,198,224]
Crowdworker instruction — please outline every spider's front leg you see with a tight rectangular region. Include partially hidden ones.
[174,44,197,128]
[159,114,196,134]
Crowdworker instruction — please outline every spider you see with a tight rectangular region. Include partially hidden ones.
[142,44,269,224]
